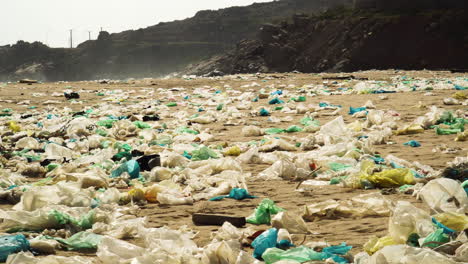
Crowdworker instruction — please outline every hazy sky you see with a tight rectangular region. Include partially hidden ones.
[1,0,272,48]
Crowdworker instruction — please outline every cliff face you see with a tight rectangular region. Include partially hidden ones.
[186,8,468,75]
[0,0,353,81]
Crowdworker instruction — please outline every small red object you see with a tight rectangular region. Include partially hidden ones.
[309,163,317,170]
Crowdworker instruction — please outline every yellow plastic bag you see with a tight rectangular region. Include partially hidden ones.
[144,185,164,203]
[394,124,424,135]
[224,146,241,156]
[7,121,21,132]
[452,91,467,100]
[434,212,468,232]
[364,236,397,255]
[366,168,415,188]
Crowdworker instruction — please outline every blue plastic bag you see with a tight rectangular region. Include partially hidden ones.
[0,234,30,262]
[260,108,270,116]
[111,160,140,179]
[268,98,284,105]
[209,188,256,201]
[252,228,278,259]
[349,106,367,115]
[403,140,421,147]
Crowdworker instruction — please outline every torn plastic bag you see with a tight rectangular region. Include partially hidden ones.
[418,178,468,214]
[363,236,397,255]
[271,211,310,234]
[242,126,263,136]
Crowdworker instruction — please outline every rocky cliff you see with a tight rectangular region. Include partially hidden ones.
[186,8,468,75]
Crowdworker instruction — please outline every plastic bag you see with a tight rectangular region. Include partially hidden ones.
[242,126,262,136]
[224,146,241,156]
[54,231,102,250]
[388,201,435,244]
[433,212,468,232]
[395,124,424,135]
[209,188,256,201]
[247,199,285,225]
[0,234,30,262]
[421,228,449,248]
[364,168,415,188]
[257,159,296,180]
[252,228,278,259]
[403,140,421,147]
[97,236,146,264]
[191,146,218,161]
[363,236,397,255]
[368,244,456,264]
[262,246,323,264]
[111,160,140,179]
[271,211,310,234]
[418,178,468,214]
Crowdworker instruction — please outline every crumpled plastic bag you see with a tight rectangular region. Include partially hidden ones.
[252,228,278,259]
[242,126,263,136]
[418,178,468,214]
[247,199,285,225]
[209,188,256,201]
[363,236,397,255]
[53,231,102,250]
[257,159,297,180]
[388,201,435,244]
[191,146,219,161]
[111,160,140,179]
[271,211,310,234]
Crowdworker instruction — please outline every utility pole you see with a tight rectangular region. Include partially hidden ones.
[88,31,91,40]
[69,29,73,48]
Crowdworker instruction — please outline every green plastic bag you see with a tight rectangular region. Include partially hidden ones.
[96,119,116,129]
[265,128,285,135]
[191,146,218,161]
[328,162,352,172]
[175,126,199,135]
[262,246,324,264]
[166,102,177,107]
[114,142,132,152]
[285,125,302,133]
[133,121,150,129]
[422,229,449,248]
[54,232,102,250]
[48,210,95,230]
[247,199,285,225]
[436,127,462,135]
[300,117,320,127]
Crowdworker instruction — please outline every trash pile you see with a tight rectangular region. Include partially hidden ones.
[0,71,466,263]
